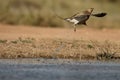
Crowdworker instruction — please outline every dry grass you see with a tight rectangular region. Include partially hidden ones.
[0,37,120,60]
[0,0,120,28]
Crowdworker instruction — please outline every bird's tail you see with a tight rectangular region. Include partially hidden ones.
[91,12,107,17]
[54,12,66,20]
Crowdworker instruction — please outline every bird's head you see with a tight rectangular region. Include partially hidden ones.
[88,8,94,13]
[82,8,94,15]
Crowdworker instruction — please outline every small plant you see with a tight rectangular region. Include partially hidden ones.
[18,37,35,43]
[11,40,18,44]
[96,52,116,60]
[91,40,118,60]
[87,44,94,49]
[0,40,7,43]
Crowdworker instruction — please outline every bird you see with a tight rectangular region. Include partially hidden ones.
[55,8,107,32]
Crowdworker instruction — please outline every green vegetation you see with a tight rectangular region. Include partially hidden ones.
[0,0,120,28]
[11,37,35,44]
[0,40,7,43]
[0,38,120,60]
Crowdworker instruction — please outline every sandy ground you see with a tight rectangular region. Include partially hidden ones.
[0,24,120,42]
[0,59,120,80]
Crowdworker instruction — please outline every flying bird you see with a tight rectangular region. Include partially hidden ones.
[56,8,107,32]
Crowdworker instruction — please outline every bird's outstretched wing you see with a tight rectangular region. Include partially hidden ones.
[54,12,82,21]
[69,12,80,18]
[54,13,65,20]
[91,13,107,17]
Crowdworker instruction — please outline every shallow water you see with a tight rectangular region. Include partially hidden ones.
[0,59,120,80]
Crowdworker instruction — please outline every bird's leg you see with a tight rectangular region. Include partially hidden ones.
[73,24,76,32]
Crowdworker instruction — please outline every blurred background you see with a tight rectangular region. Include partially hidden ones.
[0,0,119,29]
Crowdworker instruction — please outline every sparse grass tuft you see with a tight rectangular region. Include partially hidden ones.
[0,40,7,43]
[91,40,120,60]
[18,37,35,43]
[10,37,35,44]
[11,40,18,44]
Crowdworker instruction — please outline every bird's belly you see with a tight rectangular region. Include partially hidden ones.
[70,19,79,24]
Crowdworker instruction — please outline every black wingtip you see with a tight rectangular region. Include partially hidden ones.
[92,13,107,17]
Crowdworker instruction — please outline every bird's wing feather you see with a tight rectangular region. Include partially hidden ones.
[70,12,80,18]
[74,15,89,21]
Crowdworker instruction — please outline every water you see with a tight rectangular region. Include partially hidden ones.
[0,59,120,80]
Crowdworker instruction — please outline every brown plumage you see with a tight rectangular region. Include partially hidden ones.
[56,8,107,32]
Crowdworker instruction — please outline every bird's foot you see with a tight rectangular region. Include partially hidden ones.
[74,28,76,32]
